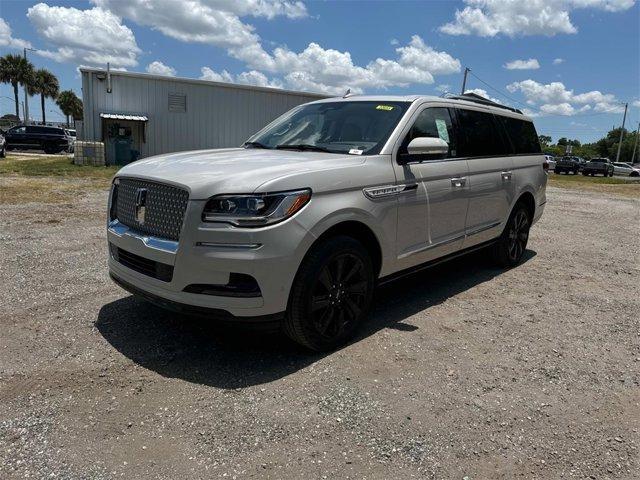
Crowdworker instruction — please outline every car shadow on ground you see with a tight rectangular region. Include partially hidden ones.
[95,249,536,389]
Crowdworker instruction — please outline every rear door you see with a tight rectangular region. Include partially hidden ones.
[392,104,470,269]
[454,108,514,246]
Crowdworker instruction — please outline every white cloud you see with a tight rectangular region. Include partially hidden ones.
[504,58,540,70]
[553,58,565,65]
[146,60,176,76]
[539,103,575,115]
[0,18,32,49]
[633,100,640,108]
[27,3,140,68]
[463,88,503,104]
[92,0,460,94]
[507,79,624,116]
[200,67,283,89]
[250,35,460,93]
[435,84,451,93]
[440,0,636,37]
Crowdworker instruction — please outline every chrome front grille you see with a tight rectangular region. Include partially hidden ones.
[113,178,189,241]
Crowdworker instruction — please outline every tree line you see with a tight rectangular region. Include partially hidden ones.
[539,128,639,164]
[0,53,82,127]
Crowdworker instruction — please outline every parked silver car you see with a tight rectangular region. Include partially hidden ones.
[107,94,547,350]
[612,162,640,176]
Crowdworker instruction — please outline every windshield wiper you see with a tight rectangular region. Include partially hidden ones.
[275,143,332,153]
[244,141,271,149]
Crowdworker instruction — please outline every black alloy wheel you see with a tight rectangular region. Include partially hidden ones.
[284,236,374,351]
[492,204,531,267]
[506,209,530,263]
[309,252,369,340]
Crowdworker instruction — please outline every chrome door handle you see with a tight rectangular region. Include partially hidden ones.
[451,177,466,187]
[501,171,512,181]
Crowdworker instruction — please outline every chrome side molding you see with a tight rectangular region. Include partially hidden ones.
[363,183,418,199]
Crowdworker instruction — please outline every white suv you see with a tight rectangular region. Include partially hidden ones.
[107,94,547,350]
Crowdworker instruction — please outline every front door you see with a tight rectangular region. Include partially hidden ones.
[392,105,470,270]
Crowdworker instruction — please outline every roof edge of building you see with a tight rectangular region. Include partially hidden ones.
[80,68,330,99]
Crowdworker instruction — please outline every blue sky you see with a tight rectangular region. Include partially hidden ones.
[1,0,638,143]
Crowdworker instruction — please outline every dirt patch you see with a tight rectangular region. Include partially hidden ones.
[0,184,639,479]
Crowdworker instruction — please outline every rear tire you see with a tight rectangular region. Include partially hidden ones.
[0,146,5,158]
[283,236,374,351]
[492,203,531,268]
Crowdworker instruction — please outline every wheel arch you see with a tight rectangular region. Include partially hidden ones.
[305,220,384,278]
[514,190,536,220]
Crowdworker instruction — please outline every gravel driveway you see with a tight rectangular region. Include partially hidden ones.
[1,184,638,479]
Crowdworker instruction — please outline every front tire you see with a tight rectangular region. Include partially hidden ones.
[284,236,374,351]
[492,204,531,268]
[0,146,5,158]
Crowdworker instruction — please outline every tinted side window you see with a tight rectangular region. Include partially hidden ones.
[400,107,457,158]
[498,116,542,155]
[455,109,509,157]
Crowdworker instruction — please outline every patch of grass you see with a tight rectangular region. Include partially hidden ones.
[0,176,109,204]
[548,173,640,198]
[0,154,118,180]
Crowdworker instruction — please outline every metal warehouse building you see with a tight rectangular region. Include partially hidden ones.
[80,68,326,165]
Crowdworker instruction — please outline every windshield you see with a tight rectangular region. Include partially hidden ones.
[246,101,410,155]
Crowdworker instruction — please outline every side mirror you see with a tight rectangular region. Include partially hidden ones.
[407,137,449,156]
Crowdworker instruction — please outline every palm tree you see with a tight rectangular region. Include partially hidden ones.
[0,53,35,122]
[56,90,82,127]
[27,69,59,125]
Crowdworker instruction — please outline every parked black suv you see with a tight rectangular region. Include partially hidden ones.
[4,125,73,154]
[554,156,584,175]
[582,158,614,177]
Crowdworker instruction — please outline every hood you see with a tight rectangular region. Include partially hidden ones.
[116,148,365,199]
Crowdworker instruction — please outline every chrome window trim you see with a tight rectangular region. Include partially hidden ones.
[108,219,179,254]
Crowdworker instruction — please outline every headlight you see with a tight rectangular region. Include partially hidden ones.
[202,189,311,227]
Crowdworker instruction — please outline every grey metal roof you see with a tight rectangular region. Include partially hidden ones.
[81,68,329,99]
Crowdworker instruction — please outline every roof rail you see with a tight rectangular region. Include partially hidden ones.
[445,92,523,114]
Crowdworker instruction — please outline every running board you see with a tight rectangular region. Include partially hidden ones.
[377,239,497,287]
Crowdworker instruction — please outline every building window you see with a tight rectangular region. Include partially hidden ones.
[168,93,186,113]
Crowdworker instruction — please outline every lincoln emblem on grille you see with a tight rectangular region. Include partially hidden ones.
[135,188,147,224]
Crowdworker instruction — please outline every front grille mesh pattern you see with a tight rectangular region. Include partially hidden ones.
[115,179,189,241]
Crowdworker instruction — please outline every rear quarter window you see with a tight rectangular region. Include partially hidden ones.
[498,116,542,155]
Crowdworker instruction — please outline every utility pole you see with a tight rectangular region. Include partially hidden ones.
[22,47,35,125]
[631,122,640,165]
[614,102,628,163]
[461,67,470,95]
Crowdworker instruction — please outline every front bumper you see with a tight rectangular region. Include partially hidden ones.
[107,199,315,318]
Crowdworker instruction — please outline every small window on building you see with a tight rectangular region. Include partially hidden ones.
[168,93,186,113]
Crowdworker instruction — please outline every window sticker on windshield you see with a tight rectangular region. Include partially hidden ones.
[435,119,450,143]
[349,148,364,155]
[376,105,394,111]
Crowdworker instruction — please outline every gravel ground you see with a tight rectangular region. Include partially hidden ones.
[0,183,639,479]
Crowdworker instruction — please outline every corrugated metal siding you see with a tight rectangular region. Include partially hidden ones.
[81,71,326,159]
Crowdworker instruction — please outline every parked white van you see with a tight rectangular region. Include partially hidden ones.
[107,94,547,350]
